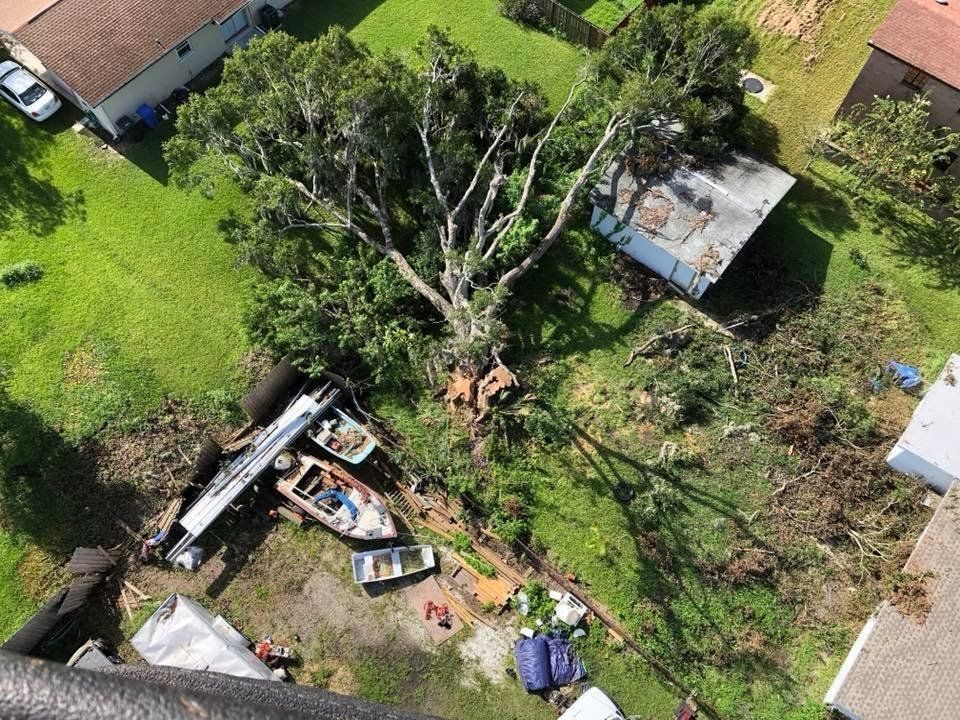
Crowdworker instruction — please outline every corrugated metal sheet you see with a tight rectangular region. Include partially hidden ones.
[166,385,340,561]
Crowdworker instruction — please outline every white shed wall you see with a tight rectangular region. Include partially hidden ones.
[886,445,955,495]
[591,206,713,299]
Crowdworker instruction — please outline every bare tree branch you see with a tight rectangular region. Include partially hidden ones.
[481,77,588,261]
[496,112,628,289]
[287,177,454,319]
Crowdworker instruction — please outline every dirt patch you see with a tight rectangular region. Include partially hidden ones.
[757,0,834,42]
[889,571,934,623]
[81,400,233,535]
[123,524,434,668]
[457,623,513,687]
[325,663,359,694]
[611,254,668,310]
[64,344,105,385]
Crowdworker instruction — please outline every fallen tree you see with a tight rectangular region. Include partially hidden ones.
[166,8,755,402]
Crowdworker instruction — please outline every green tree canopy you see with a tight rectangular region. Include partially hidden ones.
[830,94,960,205]
[828,94,960,252]
[167,8,755,387]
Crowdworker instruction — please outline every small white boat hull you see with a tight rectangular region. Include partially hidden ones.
[352,545,435,584]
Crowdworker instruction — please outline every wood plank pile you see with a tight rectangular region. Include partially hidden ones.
[387,483,521,609]
[450,555,515,608]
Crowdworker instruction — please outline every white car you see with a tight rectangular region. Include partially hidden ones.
[559,688,627,720]
[0,60,61,121]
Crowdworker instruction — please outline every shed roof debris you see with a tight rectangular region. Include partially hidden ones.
[590,150,796,284]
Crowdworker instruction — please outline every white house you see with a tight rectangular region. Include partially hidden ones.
[589,151,795,298]
[0,0,292,138]
[886,354,960,494]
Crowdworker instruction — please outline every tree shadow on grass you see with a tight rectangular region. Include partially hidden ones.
[696,175,841,338]
[0,107,84,237]
[508,239,654,364]
[284,0,389,40]
[0,387,148,559]
[876,203,960,290]
[807,161,960,291]
[532,409,801,703]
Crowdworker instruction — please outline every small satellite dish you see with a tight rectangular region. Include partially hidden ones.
[741,77,765,94]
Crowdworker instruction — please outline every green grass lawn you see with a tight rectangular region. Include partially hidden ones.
[749,163,960,372]
[0,110,252,438]
[0,107,252,639]
[284,0,588,106]
[558,0,643,31]
[0,535,42,640]
[0,5,956,719]
[720,0,898,172]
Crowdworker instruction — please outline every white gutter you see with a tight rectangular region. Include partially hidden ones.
[824,613,878,709]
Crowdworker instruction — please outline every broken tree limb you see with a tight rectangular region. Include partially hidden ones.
[123,580,150,601]
[624,324,695,367]
[724,346,738,384]
[771,458,823,497]
[120,588,134,620]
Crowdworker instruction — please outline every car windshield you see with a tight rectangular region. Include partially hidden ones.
[19,83,46,106]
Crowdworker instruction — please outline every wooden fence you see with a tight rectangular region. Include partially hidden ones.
[531,0,610,48]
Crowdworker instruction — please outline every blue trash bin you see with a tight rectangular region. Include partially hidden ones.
[136,103,159,129]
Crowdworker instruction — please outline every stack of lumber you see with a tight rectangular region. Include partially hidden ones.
[451,554,515,608]
[471,540,525,587]
[438,583,492,628]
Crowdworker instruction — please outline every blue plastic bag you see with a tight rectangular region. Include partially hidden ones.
[546,636,587,686]
[886,360,923,390]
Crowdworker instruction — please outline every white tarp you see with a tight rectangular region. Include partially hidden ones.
[886,354,960,494]
[131,594,277,681]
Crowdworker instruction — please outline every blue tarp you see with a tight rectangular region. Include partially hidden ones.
[515,634,585,692]
[546,636,586,686]
[886,360,923,390]
[312,489,358,519]
[515,636,552,691]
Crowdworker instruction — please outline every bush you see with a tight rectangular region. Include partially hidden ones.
[498,0,544,25]
[1,261,44,288]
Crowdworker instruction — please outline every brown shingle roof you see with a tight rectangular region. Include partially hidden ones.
[869,0,960,91]
[13,0,247,105]
[826,480,960,720]
[0,0,60,33]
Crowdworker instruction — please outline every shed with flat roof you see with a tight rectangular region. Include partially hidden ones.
[589,151,795,299]
[886,354,960,494]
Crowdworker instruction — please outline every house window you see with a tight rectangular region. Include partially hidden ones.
[176,41,193,61]
[901,66,929,91]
